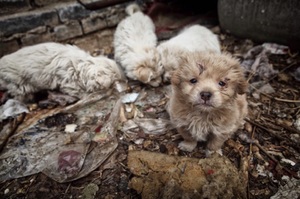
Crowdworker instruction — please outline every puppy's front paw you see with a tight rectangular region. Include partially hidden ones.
[205,149,223,157]
[178,141,197,152]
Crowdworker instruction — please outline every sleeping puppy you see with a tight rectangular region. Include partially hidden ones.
[114,3,163,87]
[157,24,221,82]
[167,51,248,156]
[0,42,123,102]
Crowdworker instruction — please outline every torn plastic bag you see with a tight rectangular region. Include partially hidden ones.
[0,92,121,183]
[0,99,28,122]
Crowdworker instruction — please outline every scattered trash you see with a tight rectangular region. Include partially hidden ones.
[38,91,79,107]
[0,93,120,183]
[291,66,300,82]
[250,82,275,99]
[133,118,172,135]
[241,43,286,82]
[294,117,300,131]
[270,176,300,199]
[0,99,29,122]
[82,183,99,199]
[280,158,296,166]
[262,43,289,55]
[65,124,77,133]
[121,93,139,103]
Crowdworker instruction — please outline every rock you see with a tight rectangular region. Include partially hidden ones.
[82,183,99,199]
[128,150,247,199]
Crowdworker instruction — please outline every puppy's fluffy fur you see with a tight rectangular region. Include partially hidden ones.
[157,24,221,82]
[0,42,123,101]
[113,3,163,87]
[167,52,248,156]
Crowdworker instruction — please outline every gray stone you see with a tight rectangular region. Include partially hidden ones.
[27,26,47,34]
[21,32,54,46]
[0,0,31,16]
[218,0,300,50]
[34,0,73,7]
[73,29,114,53]
[53,21,83,41]
[106,14,122,27]
[81,16,107,34]
[55,2,94,23]
[0,9,59,37]
[105,5,127,27]
[78,0,130,10]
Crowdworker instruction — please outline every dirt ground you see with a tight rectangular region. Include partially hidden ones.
[1,3,300,199]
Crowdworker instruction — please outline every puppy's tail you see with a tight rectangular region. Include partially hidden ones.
[125,3,141,15]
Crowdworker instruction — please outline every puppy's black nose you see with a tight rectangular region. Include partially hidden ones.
[200,92,212,101]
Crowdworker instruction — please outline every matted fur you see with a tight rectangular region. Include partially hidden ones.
[167,52,248,156]
[157,24,221,82]
[0,42,123,101]
[113,3,163,87]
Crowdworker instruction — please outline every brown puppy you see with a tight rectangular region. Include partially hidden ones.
[167,52,248,156]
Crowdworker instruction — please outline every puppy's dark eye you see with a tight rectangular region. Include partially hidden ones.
[190,78,197,84]
[219,81,226,87]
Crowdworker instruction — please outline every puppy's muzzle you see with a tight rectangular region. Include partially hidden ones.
[200,91,212,102]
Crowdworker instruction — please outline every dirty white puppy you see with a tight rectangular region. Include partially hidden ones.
[0,42,123,102]
[157,24,221,82]
[114,3,163,87]
[167,52,248,156]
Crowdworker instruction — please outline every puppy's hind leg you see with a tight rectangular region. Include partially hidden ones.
[5,82,33,102]
[177,127,197,152]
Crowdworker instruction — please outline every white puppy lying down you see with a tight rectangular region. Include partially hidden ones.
[157,24,221,82]
[0,42,123,102]
[114,3,163,87]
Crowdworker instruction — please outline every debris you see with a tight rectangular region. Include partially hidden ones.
[0,93,120,183]
[262,43,289,55]
[0,99,28,122]
[133,118,172,135]
[280,158,296,167]
[294,117,300,131]
[121,93,139,103]
[65,124,77,133]
[0,113,25,151]
[291,66,300,81]
[82,183,99,199]
[270,176,300,199]
[38,91,79,107]
[44,113,77,128]
[241,44,280,82]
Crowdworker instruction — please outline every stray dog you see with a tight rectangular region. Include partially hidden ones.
[157,24,221,82]
[167,52,248,156]
[113,3,163,87]
[0,42,123,102]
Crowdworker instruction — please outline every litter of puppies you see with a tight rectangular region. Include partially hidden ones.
[0,2,299,199]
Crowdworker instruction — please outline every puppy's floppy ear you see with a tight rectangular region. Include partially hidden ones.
[236,78,248,94]
[171,69,181,86]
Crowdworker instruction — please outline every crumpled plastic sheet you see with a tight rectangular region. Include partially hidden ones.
[0,93,121,183]
[241,42,288,82]
[250,82,276,99]
[120,86,172,135]
[0,99,28,122]
[132,118,172,134]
